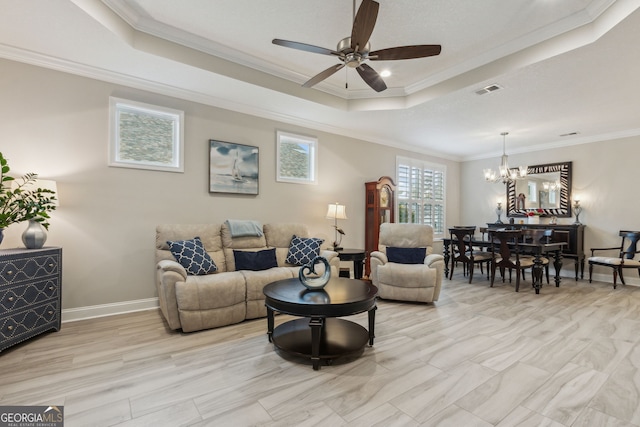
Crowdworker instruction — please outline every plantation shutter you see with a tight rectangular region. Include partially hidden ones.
[396,157,446,236]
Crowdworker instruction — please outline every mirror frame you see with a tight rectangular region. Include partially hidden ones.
[507,161,572,217]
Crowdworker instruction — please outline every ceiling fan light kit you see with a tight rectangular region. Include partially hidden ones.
[272,0,441,92]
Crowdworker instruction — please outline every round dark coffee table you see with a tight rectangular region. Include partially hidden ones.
[263,277,378,370]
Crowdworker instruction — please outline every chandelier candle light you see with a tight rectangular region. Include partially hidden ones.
[326,202,347,251]
[484,132,528,184]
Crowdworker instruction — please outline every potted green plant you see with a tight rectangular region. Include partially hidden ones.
[0,152,57,245]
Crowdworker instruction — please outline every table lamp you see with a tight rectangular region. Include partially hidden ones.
[326,202,347,250]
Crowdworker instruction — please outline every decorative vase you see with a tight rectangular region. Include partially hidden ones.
[0,228,4,246]
[528,216,540,225]
[22,219,47,249]
[298,256,331,290]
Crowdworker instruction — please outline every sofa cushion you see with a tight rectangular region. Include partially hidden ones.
[175,272,247,332]
[242,267,296,319]
[234,248,278,271]
[167,237,218,275]
[285,235,324,266]
[156,224,227,272]
[387,247,426,264]
[264,223,310,247]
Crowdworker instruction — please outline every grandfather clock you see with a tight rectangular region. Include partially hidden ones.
[365,176,395,277]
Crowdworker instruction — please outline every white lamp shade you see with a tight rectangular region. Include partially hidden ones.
[326,203,347,220]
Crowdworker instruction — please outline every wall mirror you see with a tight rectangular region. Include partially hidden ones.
[507,161,572,217]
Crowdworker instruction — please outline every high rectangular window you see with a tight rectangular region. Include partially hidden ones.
[276,131,318,184]
[109,97,184,172]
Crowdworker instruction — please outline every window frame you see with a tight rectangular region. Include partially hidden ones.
[396,156,447,237]
[276,130,318,185]
[108,97,184,173]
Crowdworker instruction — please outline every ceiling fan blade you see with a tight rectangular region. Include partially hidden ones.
[356,63,387,92]
[302,63,346,88]
[369,45,442,60]
[272,39,339,56]
[351,0,379,51]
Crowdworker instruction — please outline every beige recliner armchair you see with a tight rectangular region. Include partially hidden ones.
[369,223,445,303]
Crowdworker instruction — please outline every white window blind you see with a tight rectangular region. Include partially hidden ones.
[396,156,446,236]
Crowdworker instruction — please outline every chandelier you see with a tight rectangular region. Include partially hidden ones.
[483,132,527,184]
[543,180,561,191]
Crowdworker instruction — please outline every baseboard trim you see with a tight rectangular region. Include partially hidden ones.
[59,271,638,324]
[62,298,160,323]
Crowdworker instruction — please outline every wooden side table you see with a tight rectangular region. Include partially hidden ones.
[336,248,366,279]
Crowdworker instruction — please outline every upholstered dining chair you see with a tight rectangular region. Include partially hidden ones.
[588,230,640,289]
[369,223,444,303]
[489,229,549,292]
[448,227,493,283]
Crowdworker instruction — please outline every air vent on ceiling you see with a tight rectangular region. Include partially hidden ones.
[475,84,502,95]
[559,131,580,137]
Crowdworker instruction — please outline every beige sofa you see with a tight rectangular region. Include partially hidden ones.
[369,223,445,303]
[155,222,339,332]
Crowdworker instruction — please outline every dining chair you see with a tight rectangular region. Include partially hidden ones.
[479,227,489,241]
[489,229,548,292]
[448,227,493,283]
[588,230,640,288]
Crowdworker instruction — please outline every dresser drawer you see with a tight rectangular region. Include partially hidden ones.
[1,278,59,314]
[0,300,60,351]
[0,252,59,284]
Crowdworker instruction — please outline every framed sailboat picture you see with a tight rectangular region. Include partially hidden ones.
[209,140,259,195]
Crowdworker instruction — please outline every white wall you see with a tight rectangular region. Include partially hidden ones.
[0,58,460,314]
[461,136,640,283]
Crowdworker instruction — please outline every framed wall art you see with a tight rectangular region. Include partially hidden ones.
[108,97,184,172]
[209,140,259,195]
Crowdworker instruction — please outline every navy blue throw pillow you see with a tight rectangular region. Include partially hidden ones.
[167,236,217,275]
[234,248,278,271]
[286,235,324,266]
[386,247,427,264]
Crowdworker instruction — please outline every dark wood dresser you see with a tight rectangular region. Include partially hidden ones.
[0,247,62,351]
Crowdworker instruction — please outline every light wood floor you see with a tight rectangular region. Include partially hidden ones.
[2,273,640,426]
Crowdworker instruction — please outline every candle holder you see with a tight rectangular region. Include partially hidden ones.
[573,200,583,225]
[495,202,504,224]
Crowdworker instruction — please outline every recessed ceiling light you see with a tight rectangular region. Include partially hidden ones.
[380,70,391,78]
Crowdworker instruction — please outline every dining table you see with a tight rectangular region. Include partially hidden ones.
[442,232,567,294]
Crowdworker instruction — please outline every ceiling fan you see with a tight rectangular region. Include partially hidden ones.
[272,0,441,92]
